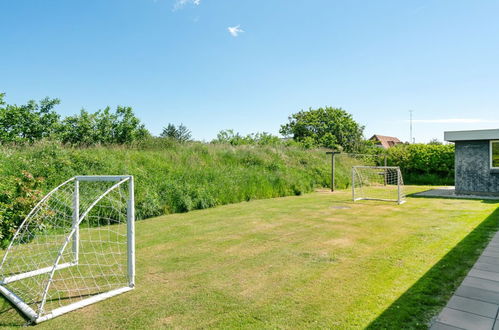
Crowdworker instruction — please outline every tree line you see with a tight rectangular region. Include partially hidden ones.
[0,93,446,153]
[0,93,149,145]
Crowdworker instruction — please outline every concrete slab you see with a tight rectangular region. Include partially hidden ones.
[413,187,499,200]
[431,322,465,330]
[455,285,499,305]
[432,225,499,329]
[434,307,494,330]
[446,296,498,318]
[483,246,499,253]
[479,256,499,265]
[469,269,499,283]
[462,277,499,294]
[475,262,499,273]
[482,251,499,258]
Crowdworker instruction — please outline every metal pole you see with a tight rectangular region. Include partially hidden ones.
[352,167,355,202]
[72,180,79,264]
[326,152,337,192]
[127,176,135,288]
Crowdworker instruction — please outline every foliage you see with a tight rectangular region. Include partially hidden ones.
[280,107,365,152]
[0,171,44,247]
[160,123,192,142]
[0,94,149,145]
[0,94,61,143]
[59,106,149,145]
[386,143,455,185]
[428,138,443,145]
[0,141,342,243]
[212,130,283,146]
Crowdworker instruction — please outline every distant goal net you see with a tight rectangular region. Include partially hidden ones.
[0,175,135,324]
[352,166,405,204]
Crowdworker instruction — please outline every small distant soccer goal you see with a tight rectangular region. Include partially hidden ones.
[0,175,135,324]
[352,166,405,204]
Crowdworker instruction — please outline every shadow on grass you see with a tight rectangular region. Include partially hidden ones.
[0,297,30,327]
[0,289,108,326]
[367,207,499,329]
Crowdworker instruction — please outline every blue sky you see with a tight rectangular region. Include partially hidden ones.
[1,0,499,142]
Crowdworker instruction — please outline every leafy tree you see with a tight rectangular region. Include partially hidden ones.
[212,130,284,146]
[59,109,99,145]
[428,138,443,145]
[0,95,60,143]
[253,132,282,146]
[58,106,149,145]
[160,123,192,142]
[0,93,149,145]
[280,107,365,152]
[113,106,150,144]
[212,130,253,145]
[95,107,118,144]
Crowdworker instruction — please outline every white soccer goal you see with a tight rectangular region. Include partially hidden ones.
[0,175,135,324]
[352,166,405,204]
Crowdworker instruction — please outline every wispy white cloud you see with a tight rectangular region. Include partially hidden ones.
[228,25,244,37]
[173,0,201,11]
[411,118,499,124]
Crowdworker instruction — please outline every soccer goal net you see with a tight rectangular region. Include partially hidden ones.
[0,175,135,324]
[352,166,405,204]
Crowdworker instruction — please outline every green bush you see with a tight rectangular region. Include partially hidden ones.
[386,144,455,185]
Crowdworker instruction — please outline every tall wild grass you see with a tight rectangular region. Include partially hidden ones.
[0,141,356,244]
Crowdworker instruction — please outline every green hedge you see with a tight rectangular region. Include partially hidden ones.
[386,144,455,185]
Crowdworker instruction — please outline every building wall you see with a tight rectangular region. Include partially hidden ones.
[455,140,499,195]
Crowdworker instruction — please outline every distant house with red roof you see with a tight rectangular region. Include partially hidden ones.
[369,134,403,149]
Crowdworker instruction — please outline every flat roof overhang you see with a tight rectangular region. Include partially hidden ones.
[444,129,499,142]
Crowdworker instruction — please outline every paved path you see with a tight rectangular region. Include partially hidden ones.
[431,232,499,330]
[414,187,499,201]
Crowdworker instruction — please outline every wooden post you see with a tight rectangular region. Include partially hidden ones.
[326,151,338,192]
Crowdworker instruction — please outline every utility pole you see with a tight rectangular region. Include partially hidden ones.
[409,110,414,144]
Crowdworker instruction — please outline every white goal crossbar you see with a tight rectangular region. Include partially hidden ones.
[0,175,135,324]
[352,166,405,205]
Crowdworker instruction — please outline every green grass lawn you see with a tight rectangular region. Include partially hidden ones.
[1,187,499,329]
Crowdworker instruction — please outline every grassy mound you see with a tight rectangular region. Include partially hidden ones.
[0,141,356,244]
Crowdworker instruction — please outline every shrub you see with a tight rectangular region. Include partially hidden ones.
[386,144,455,185]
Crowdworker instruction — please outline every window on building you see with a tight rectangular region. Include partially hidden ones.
[492,141,499,169]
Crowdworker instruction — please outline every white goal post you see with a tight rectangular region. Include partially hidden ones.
[352,166,405,204]
[0,175,135,324]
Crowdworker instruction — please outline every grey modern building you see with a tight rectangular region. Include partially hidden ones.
[445,129,499,196]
